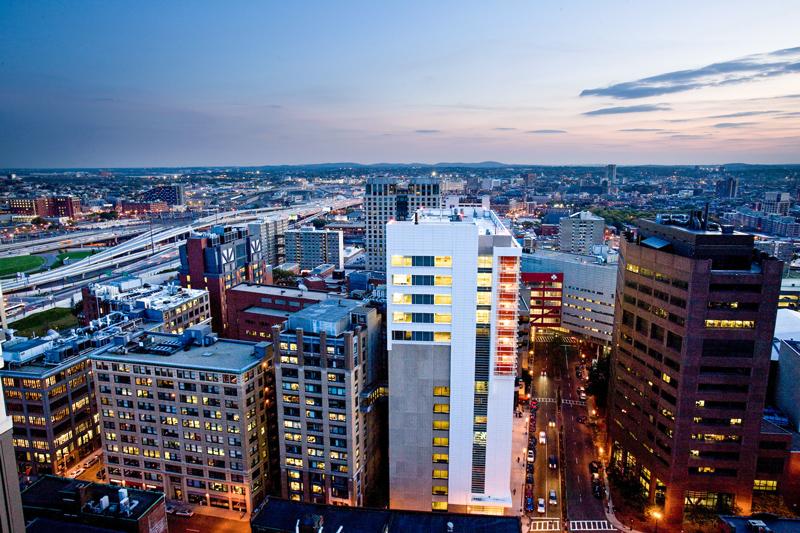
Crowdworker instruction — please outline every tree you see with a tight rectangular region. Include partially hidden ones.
[311,219,327,229]
[31,217,47,226]
[588,354,610,407]
[751,493,798,518]
[272,268,298,287]
[98,210,118,221]
[684,498,740,529]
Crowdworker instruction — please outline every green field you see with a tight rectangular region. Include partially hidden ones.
[0,255,45,278]
[53,250,96,268]
[9,307,79,337]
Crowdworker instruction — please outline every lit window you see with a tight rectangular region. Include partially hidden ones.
[704,319,755,329]
[432,485,448,495]
[433,437,449,447]
[434,275,452,287]
[433,420,450,430]
[432,469,448,479]
[433,332,451,343]
[433,403,450,414]
[434,256,452,268]
[433,386,450,397]
[477,273,492,287]
[434,294,452,305]
[393,312,411,323]
[432,501,448,511]
[392,293,412,304]
[476,310,491,323]
[476,292,492,305]
[432,453,449,463]
[391,255,412,267]
[392,274,411,286]
[478,256,493,268]
[434,313,451,324]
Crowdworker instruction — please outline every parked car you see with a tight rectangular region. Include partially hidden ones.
[527,449,535,462]
[525,497,534,512]
[526,472,534,484]
[579,391,587,401]
[548,455,557,469]
[539,431,547,445]
[175,509,194,518]
[71,468,85,478]
[83,456,99,468]
[589,460,602,474]
[95,468,105,479]
[165,504,176,515]
[537,498,546,514]
[526,463,534,473]
[548,418,556,428]
[549,490,558,505]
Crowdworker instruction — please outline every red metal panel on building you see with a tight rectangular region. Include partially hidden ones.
[521,272,563,328]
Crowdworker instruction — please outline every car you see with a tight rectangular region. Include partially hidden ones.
[175,509,194,517]
[526,472,534,484]
[165,504,176,515]
[549,490,558,505]
[540,370,547,377]
[527,449,535,462]
[539,431,546,445]
[579,392,587,401]
[525,484,534,497]
[548,418,556,428]
[592,484,604,499]
[83,456,99,468]
[95,468,105,479]
[71,468,85,478]
[526,463,534,473]
[576,415,587,424]
[589,460,602,474]
[537,498,546,514]
[548,455,557,469]
[525,497,534,512]
[577,386,585,393]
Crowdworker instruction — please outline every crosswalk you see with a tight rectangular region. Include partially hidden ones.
[532,397,557,403]
[568,520,616,531]
[562,399,586,406]
[529,518,560,531]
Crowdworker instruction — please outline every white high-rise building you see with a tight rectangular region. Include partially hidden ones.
[558,211,606,255]
[386,207,520,514]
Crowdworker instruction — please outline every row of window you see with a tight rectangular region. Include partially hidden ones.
[391,330,451,343]
[391,255,452,267]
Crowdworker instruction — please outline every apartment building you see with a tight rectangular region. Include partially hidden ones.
[271,298,385,507]
[386,207,520,514]
[609,216,784,524]
[248,215,290,267]
[284,226,344,271]
[8,196,81,218]
[82,278,210,334]
[179,225,270,335]
[364,176,443,271]
[140,184,185,206]
[558,211,605,255]
[0,319,120,476]
[91,326,275,515]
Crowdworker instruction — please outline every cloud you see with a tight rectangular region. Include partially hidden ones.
[776,111,800,119]
[618,128,663,132]
[414,129,440,134]
[583,104,670,116]
[656,130,680,135]
[526,129,567,134]
[713,122,757,128]
[493,127,517,131]
[707,110,777,119]
[671,134,711,139]
[580,46,800,99]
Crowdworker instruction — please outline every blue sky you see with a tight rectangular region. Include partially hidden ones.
[1,0,799,167]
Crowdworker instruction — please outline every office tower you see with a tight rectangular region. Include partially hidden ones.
[0,334,25,533]
[386,207,520,514]
[92,326,275,515]
[1,328,103,477]
[762,192,792,216]
[715,177,739,199]
[81,278,210,333]
[558,211,606,255]
[609,216,783,524]
[141,184,185,206]
[249,215,289,267]
[605,164,617,193]
[284,227,344,271]
[271,299,385,506]
[364,176,443,271]
[178,225,270,336]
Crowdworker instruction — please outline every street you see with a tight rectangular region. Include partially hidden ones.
[520,338,616,532]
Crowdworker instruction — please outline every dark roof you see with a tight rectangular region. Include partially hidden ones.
[251,498,521,533]
[26,517,120,533]
[719,515,800,533]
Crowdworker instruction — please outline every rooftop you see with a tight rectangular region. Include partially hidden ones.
[250,498,521,533]
[230,282,331,301]
[22,475,163,524]
[93,329,269,373]
[392,207,514,238]
[286,298,363,336]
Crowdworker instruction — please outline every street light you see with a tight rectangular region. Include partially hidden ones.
[652,510,662,533]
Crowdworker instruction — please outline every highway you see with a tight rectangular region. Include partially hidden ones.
[0,198,360,293]
[0,225,151,256]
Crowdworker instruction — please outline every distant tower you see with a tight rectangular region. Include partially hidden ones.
[606,164,618,193]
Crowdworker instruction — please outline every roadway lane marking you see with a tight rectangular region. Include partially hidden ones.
[568,520,616,531]
[529,518,561,531]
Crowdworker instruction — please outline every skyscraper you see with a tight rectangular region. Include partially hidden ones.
[558,211,606,255]
[386,207,520,514]
[364,176,443,271]
[248,215,289,267]
[715,177,739,199]
[609,216,784,524]
[761,192,792,216]
[284,226,344,270]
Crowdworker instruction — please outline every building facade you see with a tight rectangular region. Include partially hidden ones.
[520,272,563,329]
[272,299,385,507]
[141,184,185,206]
[0,335,25,533]
[179,225,270,336]
[248,216,289,267]
[284,227,344,271]
[386,207,520,514]
[92,326,275,515]
[364,176,443,271]
[522,250,617,347]
[609,218,783,524]
[558,211,605,255]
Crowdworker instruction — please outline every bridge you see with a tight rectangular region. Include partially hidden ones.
[0,225,151,257]
[1,199,360,294]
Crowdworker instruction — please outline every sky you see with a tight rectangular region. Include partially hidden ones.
[1,0,799,167]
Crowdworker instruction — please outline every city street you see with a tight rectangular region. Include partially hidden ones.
[521,337,616,532]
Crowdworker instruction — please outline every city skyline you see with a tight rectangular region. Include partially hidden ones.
[1,1,799,167]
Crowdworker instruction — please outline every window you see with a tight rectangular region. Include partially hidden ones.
[433,403,450,414]
[433,437,449,447]
[478,256,492,268]
[435,256,452,267]
[434,275,452,287]
[704,319,755,329]
[432,485,448,495]
[432,501,448,511]
[432,469,448,479]
[433,453,449,463]
[477,273,492,287]
[433,386,450,396]
[433,332,451,343]
[392,274,411,285]
[754,479,778,492]
[433,420,450,430]
[434,313,451,324]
